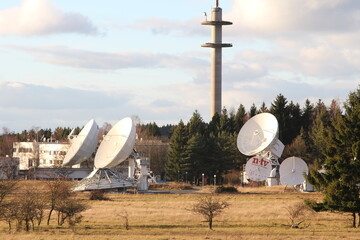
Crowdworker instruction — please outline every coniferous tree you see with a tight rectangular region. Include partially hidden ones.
[287,101,302,144]
[270,94,290,144]
[249,104,257,117]
[234,104,246,133]
[282,130,309,162]
[145,122,161,137]
[219,108,231,134]
[259,102,268,113]
[301,99,314,155]
[207,132,237,181]
[302,99,314,133]
[208,113,221,136]
[307,87,360,227]
[165,120,189,181]
[227,110,237,134]
[184,134,208,183]
[187,110,206,136]
[309,102,332,167]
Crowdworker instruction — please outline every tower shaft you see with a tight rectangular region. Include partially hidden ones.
[202,3,232,118]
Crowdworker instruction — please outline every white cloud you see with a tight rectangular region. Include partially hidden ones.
[7,45,207,70]
[128,16,206,37]
[0,81,131,110]
[0,0,98,35]
[227,0,360,34]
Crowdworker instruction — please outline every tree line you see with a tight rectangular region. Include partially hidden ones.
[164,92,350,184]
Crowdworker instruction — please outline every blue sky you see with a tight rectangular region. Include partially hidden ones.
[0,0,359,132]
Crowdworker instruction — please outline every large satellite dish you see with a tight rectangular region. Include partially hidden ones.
[279,157,308,186]
[237,113,284,157]
[94,117,136,169]
[245,156,273,182]
[63,119,99,167]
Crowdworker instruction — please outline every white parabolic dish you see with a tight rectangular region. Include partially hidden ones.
[237,113,279,156]
[94,117,136,169]
[63,119,99,167]
[245,156,273,182]
[280,157,309,186]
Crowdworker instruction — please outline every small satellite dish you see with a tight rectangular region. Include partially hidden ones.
[245,156,272,182]
[63,119,99,167]
[94,117,136,169]
[237,113,284,157]
[280,157,308,186]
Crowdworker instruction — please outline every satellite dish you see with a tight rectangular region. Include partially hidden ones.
[237,113,284,157]
[279,157,308,186]
[245,156,272,182]
[94,117,136,169]
[63,119,99,167]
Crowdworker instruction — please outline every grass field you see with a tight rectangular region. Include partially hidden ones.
[1,183,359,240]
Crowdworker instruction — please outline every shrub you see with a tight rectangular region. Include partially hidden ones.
[89,190,110,201]
[215,185,238,193]
[188,194,230,230]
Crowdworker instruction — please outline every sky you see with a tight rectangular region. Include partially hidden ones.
[0,0,359,132]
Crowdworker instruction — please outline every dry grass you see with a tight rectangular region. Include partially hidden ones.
[0,181,359,239]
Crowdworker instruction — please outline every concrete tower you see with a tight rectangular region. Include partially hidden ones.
[202,0,232,117]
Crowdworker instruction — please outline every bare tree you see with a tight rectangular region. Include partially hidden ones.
[0,157,19,179]
[98,122,112,142]
[118,210,130,230]
[55,199,88,228]
[0,202,18,231]
[0,181,18,204]
[284,202,314,228]
[12,190,46,232]
[189,194,229,230]
[45,180,72,225]
[0,127,17,156]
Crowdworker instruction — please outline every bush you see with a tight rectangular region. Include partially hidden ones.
[188,194,230,230]
[215,185,238,194]
[89,190,110,200]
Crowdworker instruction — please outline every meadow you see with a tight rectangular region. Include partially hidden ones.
[1,183,359,240]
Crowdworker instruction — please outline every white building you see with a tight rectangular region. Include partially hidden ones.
[12,141,78,170]
[38,143,69,168]
[13,142,37,170]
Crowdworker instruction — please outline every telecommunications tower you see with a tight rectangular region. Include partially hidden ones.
[202,0,232,117]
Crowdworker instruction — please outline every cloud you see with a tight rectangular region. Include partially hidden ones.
[0,0,98,35]
[0,81,131,110]
[7,45,207,70]
[227,0,360,35]
[128,16,206,36]
[0,81,203,131]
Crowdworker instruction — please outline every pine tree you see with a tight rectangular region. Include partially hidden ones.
[165,120,189,181]
[184,134,208,183]
[187,110,206,136]
[309,102,332,167]
[302,99,314,133]
[206,132,237,181]
[208,113,221,136]
[259,102,268,113]
[234,104,246,133]
[270,94,290,144]
[219,108,231,134]
[249,104,257,117]
[287,101,302,144]
[307,87,360,227]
